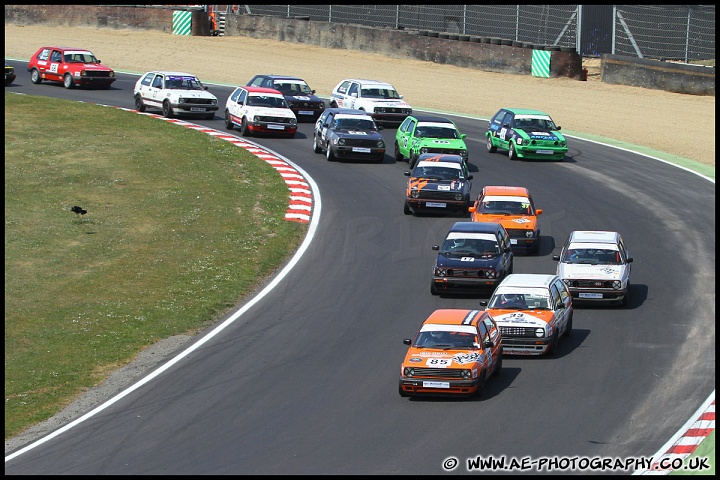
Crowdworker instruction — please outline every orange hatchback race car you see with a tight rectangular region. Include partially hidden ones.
[468,185,542,254]
[399,309,502,398]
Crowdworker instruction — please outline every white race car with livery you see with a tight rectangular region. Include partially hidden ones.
[133,71,218,119]
[329,78,412,126]
[224,85,297,138]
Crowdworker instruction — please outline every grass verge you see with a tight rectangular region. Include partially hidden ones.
[4,92,307,439]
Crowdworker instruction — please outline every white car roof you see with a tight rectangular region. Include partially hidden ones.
[344,78,395,88]
[146,71,198,77]
[417,121,457,128]
[416,160,463,170]
[248,91,284,98]
[568,230,620,244]
[497,273,557,289]
[420,324,478,334]
[483,195,529,203]
[334,113,374,120]
[568,242,620,251]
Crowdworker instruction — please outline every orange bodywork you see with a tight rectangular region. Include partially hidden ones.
[468,185,542,254]
[399,309,502,398]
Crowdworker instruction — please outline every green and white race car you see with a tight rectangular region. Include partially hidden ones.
[395,114,468,168]
[486,108,567,161]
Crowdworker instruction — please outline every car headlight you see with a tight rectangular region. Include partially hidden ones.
[535,328,545,338]
[404,367,415,377]
[338,138,346,146]
[377,140,385,148]
[411,189,419,199]
[179,98,186,104]
[525,231,534,238]
[460,150,468,159]
[461,370,472,379]
[211,99,217,106]
[516,138,523,145]
[434,267,447,276]
[483,270,497,279]
[612,280,622,290]
[420,147,429,154]
[454,193,463,201]
[79,70,86,77]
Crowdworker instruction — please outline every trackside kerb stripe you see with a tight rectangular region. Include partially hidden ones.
[634,394,715,475]
[116,107,313,224]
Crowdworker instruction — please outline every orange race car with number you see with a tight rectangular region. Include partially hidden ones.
[399,308,502,398]
[468,185,543,254]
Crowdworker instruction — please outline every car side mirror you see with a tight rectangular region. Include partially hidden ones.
[311,89,316,94]
[484,339,494,348]
[552,255,560,261]
[478,300,488,307]
[398,94,404,99]
[403,338,412,345]
[556,126,562,130]
[536,209,543,215]
[468,206,476,213]
[97,59,102,63]
[626,257,634,263]
[377,125,384,130]
[503,123,510,128]
[556,303,565,309]
[467,174,473,180]
[351,92,358,98]
[404,171,411,176]
[460,134,467,139]
[432,245,440,251]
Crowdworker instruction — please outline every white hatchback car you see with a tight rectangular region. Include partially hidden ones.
[224,85,297,138]
[329,78,412,126]
[480,273,573,357]
[133,71,218,119]
[553,230,633,306]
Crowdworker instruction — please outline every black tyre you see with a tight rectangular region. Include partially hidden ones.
[30,69,42,84]
[508,142,518,160]
[621,285,630,306]
[492,351,503,377]
[162,101,173,118]
[486,135,497,153]
[430,282,439,295]
[224,110,233,130]
[63,74,74,89]
[404,201,413,216]
[326,142,336,161]
[394,141,404,162]
[409,153,418,169]
[312,134,322,153]
[240,117,250,136]
[398,382,409,398]
[546,331,559,357]
[565,313,573,337]
[471,370,487,398]
[134,94,146,112]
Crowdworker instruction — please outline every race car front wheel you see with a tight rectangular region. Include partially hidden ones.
[486,135,497,153]
[394,141,404,163]
[224,110,233,130]
[134,94,146,112]
[508,142,518,160]
[30,69,42,84]
[63,74,74,89]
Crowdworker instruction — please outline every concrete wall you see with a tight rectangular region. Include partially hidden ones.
[601,54,715,96]
[226,14,584,79]
[6,5,715,94]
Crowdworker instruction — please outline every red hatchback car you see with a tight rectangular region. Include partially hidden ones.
[28,46,116,89]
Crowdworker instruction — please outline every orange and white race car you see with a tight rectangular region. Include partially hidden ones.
[399,308,502,398]
[468,185,542,254]
[480,274,573,357]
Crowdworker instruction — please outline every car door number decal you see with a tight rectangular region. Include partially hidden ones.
[49,63,59,74]
[499,127,508,140]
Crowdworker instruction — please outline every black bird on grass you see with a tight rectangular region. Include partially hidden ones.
[70,206,87,215]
